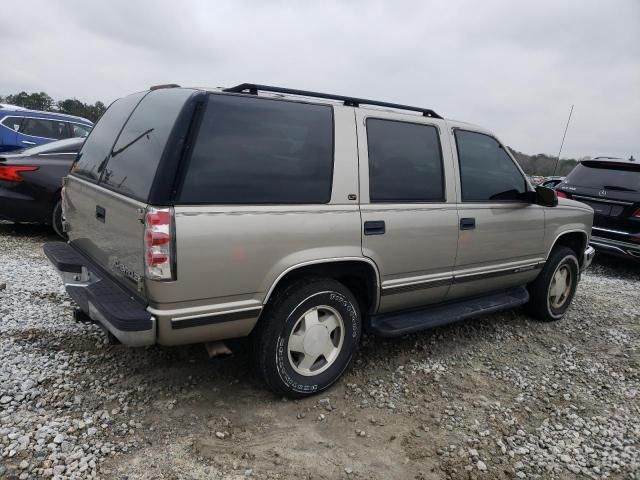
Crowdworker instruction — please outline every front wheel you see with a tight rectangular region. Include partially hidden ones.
[527,246,579,321]
[252,277,361,398]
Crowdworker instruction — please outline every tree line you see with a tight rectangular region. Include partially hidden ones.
[508,148,583,177]
[1,90,583,176]
[0,91,107,122]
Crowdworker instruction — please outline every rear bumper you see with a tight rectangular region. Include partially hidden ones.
[590,235,640,261]
[43,242,156,346]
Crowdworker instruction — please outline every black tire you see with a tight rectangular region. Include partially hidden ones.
[252,277,361,398]
[51,200,67,239]
[527,246,579,321]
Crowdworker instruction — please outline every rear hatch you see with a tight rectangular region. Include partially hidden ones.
[558,160,640,239]
[64,87,200,297]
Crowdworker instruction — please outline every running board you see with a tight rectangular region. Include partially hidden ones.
[368,287,529,337]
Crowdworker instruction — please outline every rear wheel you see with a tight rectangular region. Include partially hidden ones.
[51,200,66,239]
[252,277,361,398]
[527,246,579,321]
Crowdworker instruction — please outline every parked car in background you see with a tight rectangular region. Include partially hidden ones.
[0,137,84,237]
[528,175,545,186]
[0,106,92,152]
[0,103,27,111]
[542,176,565,189]
[557,156,639,261]
[44,83,594,397]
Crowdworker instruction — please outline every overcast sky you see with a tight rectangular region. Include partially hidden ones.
[2,0,638,159]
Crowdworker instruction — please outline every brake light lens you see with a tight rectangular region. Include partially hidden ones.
[0,165,38,182]
[557,191,568,199]
[632,208,640,218]
[144,207,174,280]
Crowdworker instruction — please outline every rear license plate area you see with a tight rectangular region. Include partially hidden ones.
[582,200,612,216]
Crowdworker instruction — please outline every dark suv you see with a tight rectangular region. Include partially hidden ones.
[557,156,640,260]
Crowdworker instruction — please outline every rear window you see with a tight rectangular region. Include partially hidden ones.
[100,88,193,200]
[177,94,334,204]
[73,92,146,182]
[367,119,444,202]
[566,162,640,192]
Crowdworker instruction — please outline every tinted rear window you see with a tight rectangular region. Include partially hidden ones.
[566,162,640,192]
[367,119,444,202]
[100,89,193,200]
[73,92,145,182]
[177,94,334,204]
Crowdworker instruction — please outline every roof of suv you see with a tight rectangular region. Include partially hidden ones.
[588,156,638,165]
[171,83,493,137]
[0,107,93,124]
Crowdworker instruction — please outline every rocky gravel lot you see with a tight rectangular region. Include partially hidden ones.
[0,222,638,480]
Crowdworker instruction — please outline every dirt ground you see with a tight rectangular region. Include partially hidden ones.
[1,223,638,479]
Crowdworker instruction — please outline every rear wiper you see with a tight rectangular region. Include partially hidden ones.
[111,128,154,157]
[602,185,637,192]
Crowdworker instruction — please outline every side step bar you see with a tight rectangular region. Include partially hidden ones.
[368,287,529,337]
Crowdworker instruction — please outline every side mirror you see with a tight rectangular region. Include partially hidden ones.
[536,185,558,207]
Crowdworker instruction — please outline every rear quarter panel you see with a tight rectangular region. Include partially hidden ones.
[146,105,363,344]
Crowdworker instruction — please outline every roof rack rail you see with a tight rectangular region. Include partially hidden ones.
[223,83,443,119]
[149,83,180,91]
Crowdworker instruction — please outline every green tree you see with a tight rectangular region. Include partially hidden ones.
[57,98,107,122]
[509,147,579,177]
[4,91,54,111]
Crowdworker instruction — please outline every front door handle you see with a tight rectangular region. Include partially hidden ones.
[460,217,476,230]
[95,205,106,223]
[22,140,36,145]
[364,220,385,235]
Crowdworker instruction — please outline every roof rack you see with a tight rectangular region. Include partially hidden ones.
[149,83,181,91]
[223,83,443,119]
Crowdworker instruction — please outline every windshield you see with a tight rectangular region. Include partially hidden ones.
[565,162,640,192]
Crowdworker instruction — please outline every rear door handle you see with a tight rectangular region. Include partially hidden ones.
[460,217,475,230]
[364,220,385,235]
[95,205,106,223]
[22,140,36,145]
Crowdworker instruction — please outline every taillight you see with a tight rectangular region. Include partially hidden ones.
[557,191,568,199]
[0,165,38,182]
[144,207,174,280]
[632,208,640,218]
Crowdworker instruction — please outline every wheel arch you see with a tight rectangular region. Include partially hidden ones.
[263,257,381,315]
[547,230,588,267]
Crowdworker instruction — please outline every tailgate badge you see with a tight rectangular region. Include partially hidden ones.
[109,256,142,287]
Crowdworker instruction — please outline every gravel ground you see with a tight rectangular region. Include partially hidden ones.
[0,222,638,480]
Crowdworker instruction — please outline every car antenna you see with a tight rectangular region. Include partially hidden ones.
[553,105,574,176]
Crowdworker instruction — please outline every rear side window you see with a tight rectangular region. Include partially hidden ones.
[367,119,444,202]
[100,88,193,200]
[178,94,334,204]
[455,130,526,201]
[73,92,145,182]
[21,118,69,139]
